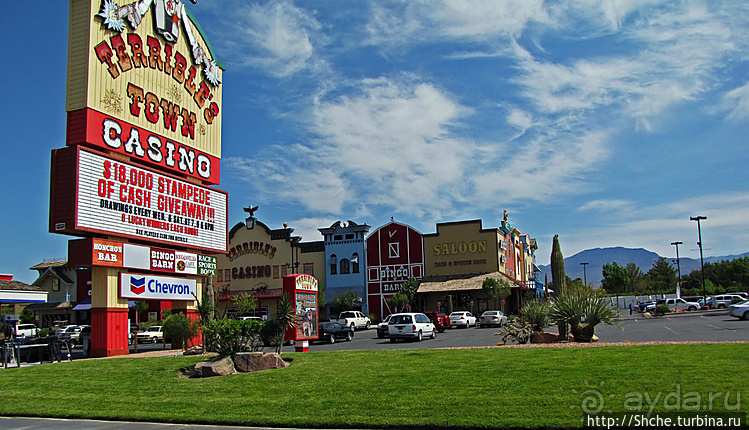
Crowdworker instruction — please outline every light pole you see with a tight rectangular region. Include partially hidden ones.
[690,216,707,304]
[671,241,682,298]
[580,262,589,287]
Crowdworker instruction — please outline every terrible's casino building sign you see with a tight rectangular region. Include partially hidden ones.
[50,0,225,357]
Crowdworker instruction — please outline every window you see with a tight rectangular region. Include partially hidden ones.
[217,270,223,282]
[334,235,343,241]
[330,254,337,275]
[282,266,288,277]
[345,233,354,239]
[273,265,279,279]
[351,253,359,273]
[225,269,231,281]
[388,242,400,259]
[303,263,314,276]
[340,258,350,274]
[52,278,60,291]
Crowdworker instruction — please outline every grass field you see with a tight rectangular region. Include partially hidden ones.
[0,344,746,429]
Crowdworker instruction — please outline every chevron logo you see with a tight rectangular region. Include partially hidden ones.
[130,277,146,295]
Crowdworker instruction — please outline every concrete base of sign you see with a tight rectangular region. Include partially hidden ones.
[295,340,309,352]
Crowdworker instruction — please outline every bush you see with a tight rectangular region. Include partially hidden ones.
[162,313,200,350]
[203,318,264,356]
[655,304,671,316]
[520,300,551,333]
[496,319,532,344]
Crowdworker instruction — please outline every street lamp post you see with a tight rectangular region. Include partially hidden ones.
[671,241,682,298]
[690,216,707,304]
[580,262,589,287]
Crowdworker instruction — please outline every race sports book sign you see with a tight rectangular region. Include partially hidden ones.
[120,272,197,301]
[50,146,227,253]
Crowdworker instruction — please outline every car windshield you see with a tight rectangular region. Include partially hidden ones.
[382,315,391,323]
[449,313,464,317]
[737,299,749,306]
[483,311,498,316]
[146,327,160,332]
[390,315,412,324]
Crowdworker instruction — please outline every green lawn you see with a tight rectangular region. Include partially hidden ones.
[0,344,746,429]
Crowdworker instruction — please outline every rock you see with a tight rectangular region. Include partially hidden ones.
[591,335,599,342]
[530,332,559,344]
[184,346,204,356]
[192,355,236,377]
[233,352,289,372]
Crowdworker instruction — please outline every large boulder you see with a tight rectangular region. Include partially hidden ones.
[233,352,288,372]
[192,355,236,377]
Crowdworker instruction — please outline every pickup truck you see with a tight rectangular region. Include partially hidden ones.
[333,311,371,331]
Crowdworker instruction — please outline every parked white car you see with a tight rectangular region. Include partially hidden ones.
[644,298,699,312]
[136,326,164,343]
[449,311,477,328]
[387,313,436,342]
[15,324,39,338]
[710,294,746,309]
[479,311,507,328]
[728,300,749,320]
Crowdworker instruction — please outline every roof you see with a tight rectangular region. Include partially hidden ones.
[25,301,73,311]
[0,279,44,292]
[29,260,69,270]
[418,271,526,294]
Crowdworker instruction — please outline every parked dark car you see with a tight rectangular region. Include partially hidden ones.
[316,322,354,344]
[423,311,450,332]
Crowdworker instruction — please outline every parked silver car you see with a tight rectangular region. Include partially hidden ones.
[728,300,749,320]
[479,311,507,327]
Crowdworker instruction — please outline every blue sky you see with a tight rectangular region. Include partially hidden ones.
[2,1,748,284]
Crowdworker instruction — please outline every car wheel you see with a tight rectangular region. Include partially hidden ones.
[350,323,356,332]
[438,328,445,333]
[389,338,396,343]
[718,304,726,309]
[743,311,749,321]
[377,331,385,339]
[346,332,353,341]
[70,339,77,347]
[430,329,436,339]
[328,335,335,344]
[152,337,158,344]
[365,321,371,330]
[416,330,422,342]
[688,306,696,311]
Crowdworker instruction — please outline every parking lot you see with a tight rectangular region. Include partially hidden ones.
[281,309,749,353]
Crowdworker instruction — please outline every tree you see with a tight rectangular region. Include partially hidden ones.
[601,262,629,294]
[647,257,677,294]
[625,263,647,293]
[272,294,296,355]
[387,291,409,313]
[482,277,512,311]
[400,278,421,309]
[232,292,258,317]
[162,312,200,351]
[331,290,362,312]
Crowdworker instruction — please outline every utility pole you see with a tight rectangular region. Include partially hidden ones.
[671,241,682,298]
[690,216,707,304]
[580,262,589,287]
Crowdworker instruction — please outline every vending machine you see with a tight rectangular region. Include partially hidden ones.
[282,274,319,352]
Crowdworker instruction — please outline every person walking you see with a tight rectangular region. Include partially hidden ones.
[629,303,633,315]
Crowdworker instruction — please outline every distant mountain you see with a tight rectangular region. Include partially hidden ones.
[537,247,749,287]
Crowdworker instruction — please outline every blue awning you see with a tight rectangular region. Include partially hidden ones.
[72,298,136,311]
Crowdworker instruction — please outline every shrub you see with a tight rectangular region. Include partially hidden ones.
[496,319,532,344]
[520,300,551,333]
[655,304,671,316]
[203,318,264,356]
[162,313,200,350]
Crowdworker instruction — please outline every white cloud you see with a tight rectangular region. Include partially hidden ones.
[722,82,749,121]
[223,1,324,77]
[578,199,633,213]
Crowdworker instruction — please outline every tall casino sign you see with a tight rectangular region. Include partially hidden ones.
[366,221,424,319]
[51,0,227,253]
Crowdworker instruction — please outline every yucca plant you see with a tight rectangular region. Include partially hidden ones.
[520,300,551,333]
[574,295,619,341]
[549,290,619,342]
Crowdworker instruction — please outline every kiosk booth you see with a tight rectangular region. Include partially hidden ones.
[283,274,318,352]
